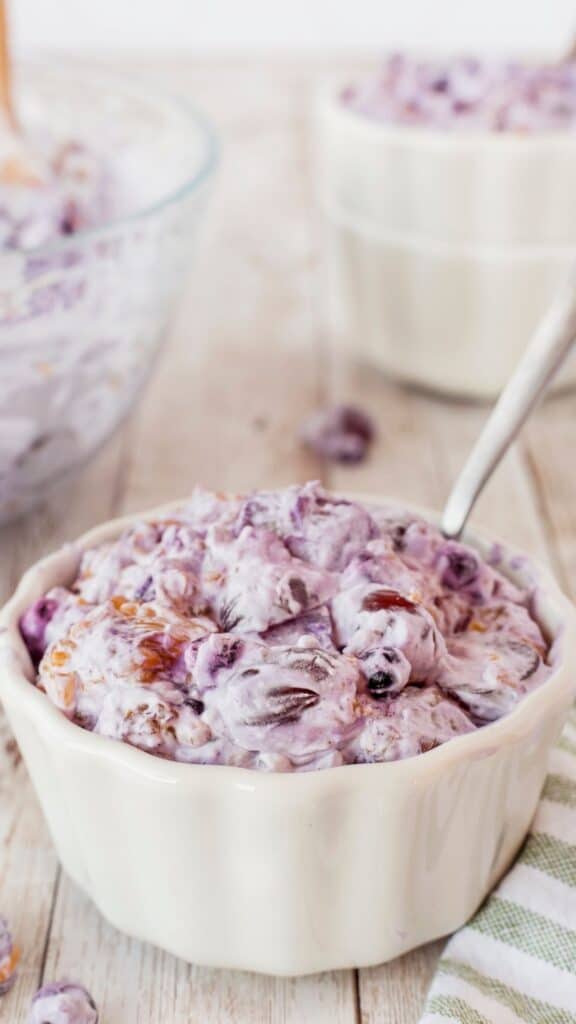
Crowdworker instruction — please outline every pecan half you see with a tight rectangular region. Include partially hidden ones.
[244,686,320,727]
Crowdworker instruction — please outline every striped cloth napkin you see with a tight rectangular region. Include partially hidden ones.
[420,705,576,1024]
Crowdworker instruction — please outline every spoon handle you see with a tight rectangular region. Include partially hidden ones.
[0,0,15,130]
[442,263,576,540]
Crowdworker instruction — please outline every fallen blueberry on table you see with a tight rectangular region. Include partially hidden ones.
[28,980,98,1024]
[300,405,375,464]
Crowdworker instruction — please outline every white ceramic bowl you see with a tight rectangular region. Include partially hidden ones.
[324,219,576,399]
[1,498,575,976]
[317,79,576,247]
[317,79,576,399]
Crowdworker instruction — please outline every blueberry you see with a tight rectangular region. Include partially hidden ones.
[361,646,410,697]
[19,597,59,664]
[441,549,479,591]
[300,405,375,465]
[367,672,396,698]
[391,523,407,552]
[431,76,449,92]
[29,980,98,1023]
[185,697,205,715]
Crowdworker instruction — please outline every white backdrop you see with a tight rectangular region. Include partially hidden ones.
[11,0,576,56]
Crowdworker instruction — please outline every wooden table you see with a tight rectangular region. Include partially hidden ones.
[1,55,575,1023]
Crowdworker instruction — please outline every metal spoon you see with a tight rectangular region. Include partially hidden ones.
[442,264,576,540]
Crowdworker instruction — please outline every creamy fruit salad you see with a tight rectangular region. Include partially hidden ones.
[0,916,18,996]
[0,140,111,251]
[342,55,576,132]
[0,128,173,523]
[20,483,552,771]
[0,135,122,520]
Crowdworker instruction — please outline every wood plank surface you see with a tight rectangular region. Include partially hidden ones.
[0,54,575,1024]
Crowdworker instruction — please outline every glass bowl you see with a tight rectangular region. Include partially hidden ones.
[0,65,218,524]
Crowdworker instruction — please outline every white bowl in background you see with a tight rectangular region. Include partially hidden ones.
[0,498,574,976]
[317,79,576,247]
[316,79,576,400]
[324,217,576,399]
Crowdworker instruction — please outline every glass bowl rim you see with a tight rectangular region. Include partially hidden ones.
[10,61,220,255]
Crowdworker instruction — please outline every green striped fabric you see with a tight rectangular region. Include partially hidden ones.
[420,710,576,1023]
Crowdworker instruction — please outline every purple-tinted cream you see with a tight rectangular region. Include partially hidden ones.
[20,483,552,771]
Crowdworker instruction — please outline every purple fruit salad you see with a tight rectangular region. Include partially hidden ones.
[20,483,553,771]
[0,916,19,996]
[342,55,576,133]
[0,141,111,252]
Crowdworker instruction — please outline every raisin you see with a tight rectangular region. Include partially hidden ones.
[288,577,309,608]
[362,589,416,613]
